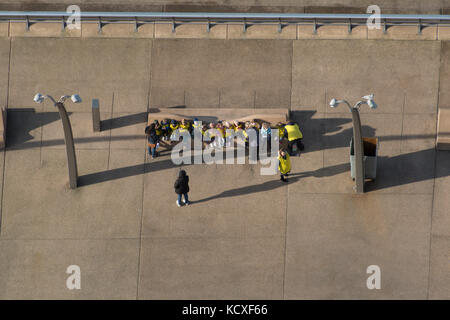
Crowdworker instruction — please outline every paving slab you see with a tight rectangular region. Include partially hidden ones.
[0,239,139,299]
[42,112,111,150]
[0,22,8,37]
[365,148,436,194]
[0,38,9,109]
[400,113,437,153]
[285,193,432,299]
[142,162,287,239]
[185,89,220,108]
[439,41,450,108]
[8,38,151,113]
[1,148,144,239]
[149,39,292,109]
[5,109,44,150]
[323,112,403,157]
[291,40,440,114]
[428,235,450,299]
[431,151,450,237]
[109,112,147,149]
[138,236,284,299]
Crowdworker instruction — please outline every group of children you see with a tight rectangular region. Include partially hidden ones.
[146,117,304,182]
[149,118,296,150]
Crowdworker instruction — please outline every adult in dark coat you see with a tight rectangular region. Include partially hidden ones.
[146,123,160,159]
[174,170,190,207]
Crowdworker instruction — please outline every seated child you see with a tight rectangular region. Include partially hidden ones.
[160,119,171,141]
[170,119,180,141]
[259,122,272,153]
[223,121,234,147]
[179,118,191,135]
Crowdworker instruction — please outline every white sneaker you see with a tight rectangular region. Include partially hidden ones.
[176,201,181,207]
[183,200,190,206]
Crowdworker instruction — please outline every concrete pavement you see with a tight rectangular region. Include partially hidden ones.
[0,37,448,299]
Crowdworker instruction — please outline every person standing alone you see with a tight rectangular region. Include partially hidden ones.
[174,169,190,207]
[278,149,291,182]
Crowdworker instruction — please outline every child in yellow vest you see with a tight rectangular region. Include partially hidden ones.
[170,119,180,141]
[278,149,291,182]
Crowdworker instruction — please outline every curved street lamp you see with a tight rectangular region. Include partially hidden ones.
[34,93,82,189]
[329,94,377,193]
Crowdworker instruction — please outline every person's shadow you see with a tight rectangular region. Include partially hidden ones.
[192,162,350,204]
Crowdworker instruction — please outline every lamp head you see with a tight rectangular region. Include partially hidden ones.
[71,94,82,103]
[363,94,377,109]
[34,93,44,104]
[329,98,338,108]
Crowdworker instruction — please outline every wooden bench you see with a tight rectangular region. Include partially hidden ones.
[147,108,290,150]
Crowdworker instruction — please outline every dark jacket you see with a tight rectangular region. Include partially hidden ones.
[147,128,159,145]
[174,170,189,194]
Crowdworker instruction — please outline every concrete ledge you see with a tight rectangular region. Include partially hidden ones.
[148,108,289,125]
[1,21,447,41]
[297,24,367,39]
[155,23,227,39]
[10,22,81,37]
[0,107,6,149]
[368,26,437,40]
[0,22,8,37]
[82,23,154,38]
[228,24,296,40]
[437,25,450,40]
[437,108,450,151]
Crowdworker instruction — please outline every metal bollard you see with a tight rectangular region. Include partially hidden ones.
[92,99,101,132]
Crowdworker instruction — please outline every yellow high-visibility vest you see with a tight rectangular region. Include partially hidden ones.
[278,154,291,174]
[278,126,285,138]
[179,123,190,133]
[285,124,303,141]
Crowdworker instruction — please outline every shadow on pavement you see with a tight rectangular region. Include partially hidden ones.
[193,162,350,204]
[101,112,148,130]
[365,148,445,192]
[6,109,62,148]
[78,157,189,187]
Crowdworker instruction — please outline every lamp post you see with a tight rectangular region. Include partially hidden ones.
[34,93,82,189]
[329,94,377,193]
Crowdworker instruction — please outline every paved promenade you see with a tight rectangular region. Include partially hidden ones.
[0,37,448,299]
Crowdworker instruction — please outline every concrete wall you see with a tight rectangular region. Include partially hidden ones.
[4,21,450,41]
